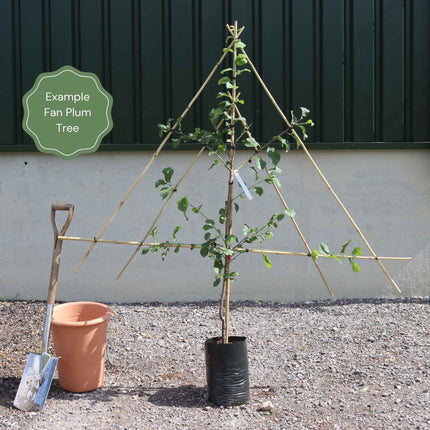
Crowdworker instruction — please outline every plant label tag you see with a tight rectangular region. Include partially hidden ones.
[234,170,253,200]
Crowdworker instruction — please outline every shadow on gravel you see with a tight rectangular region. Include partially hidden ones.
[47,380,146,402]
[0,377,19,408]
[148,384,207,407]
[46,381,207,408]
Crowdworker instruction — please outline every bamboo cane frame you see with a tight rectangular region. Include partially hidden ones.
[116,146,205,279]
[236,44,402,294]
[117,116,227,279]
[232,103,334,296]
[74,29,244,274]
[66,22,408,309]
[59,235,412,261]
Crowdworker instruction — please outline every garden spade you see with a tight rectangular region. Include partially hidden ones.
[14,203,74,412]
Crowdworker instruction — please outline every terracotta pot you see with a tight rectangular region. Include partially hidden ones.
[51,301,112,393]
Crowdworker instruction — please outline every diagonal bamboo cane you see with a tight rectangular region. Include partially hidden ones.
[239,46,402,294]
[233,103,334,296]
[116,114,227,278]
[73,31,243,274]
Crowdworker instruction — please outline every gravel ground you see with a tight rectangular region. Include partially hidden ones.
[1,298,429,429]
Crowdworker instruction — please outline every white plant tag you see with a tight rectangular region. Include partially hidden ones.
[234,170,253,200]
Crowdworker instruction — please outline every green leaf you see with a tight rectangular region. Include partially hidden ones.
[349,260,361,273]
[226,234,238,246]
[217,91,229,99]
[214,257,224,270]
[227,271,239,280]
[220,67,233,75]
[150,226,158,239]
[200,245,209,257]
[141,248,150,255]
[160,186,174,200]
[244,137,258,148]
[255,157,267,170]
[157,122,171,137]
[174,245,180,253]
[300,107,310,117]
[264,175,281,187]
[235,41,246,49]
[236,68,250,76]
[267,147,281,166]
[213,278,221,287]
[319,243,330,255]
[234,202,240,213]
[155,179,166,188]
[192,204,202,214]
[208,159,220,170]
[242,224,250,236]
[173,226,181,241]
[352,247,362,256]
[254,186,263,197]
[299,125,309,141]
[218,208,226,224]
[290,110,298,124]
[329,254,341,263]
[276,136,290,152]
[262,254,272,268]
[235,54,247,66]
[225,81,236,90]
[162,167,174,183]
[340,240,352,254]
[177,196,189,220]
[250,166,259,180]
[218,76,231,85]
[209,107,223,127]
[284,208,296,218]
[311,250,319,261]
[203,219,215,230]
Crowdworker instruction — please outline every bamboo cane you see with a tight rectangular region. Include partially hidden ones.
[233,103,334,296]
[59,235,412,261]
[239,47,403,294]
[73,33,243,274]
[220,22,240,344]
[116,145,206,279]
[116,115,227,278]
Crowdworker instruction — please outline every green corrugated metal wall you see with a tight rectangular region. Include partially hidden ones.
[0,0,429,151]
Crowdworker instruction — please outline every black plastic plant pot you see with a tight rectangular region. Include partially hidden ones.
[205,336,249,406]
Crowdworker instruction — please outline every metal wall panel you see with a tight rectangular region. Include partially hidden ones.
[1,0,429,151]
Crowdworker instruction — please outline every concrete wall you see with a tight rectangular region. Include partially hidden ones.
[1,150,429,303]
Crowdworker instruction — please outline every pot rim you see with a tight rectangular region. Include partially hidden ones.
[205,336,247,344]
[52,301,112,327]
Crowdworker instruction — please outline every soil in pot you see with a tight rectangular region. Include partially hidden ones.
[205,336,249,406]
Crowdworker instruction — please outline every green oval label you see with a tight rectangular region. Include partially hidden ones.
[23,65,113,159]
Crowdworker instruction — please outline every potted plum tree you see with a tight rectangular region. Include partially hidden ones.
[142,22,361,406]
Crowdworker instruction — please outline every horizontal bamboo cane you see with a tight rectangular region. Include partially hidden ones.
[59,235,412,261]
